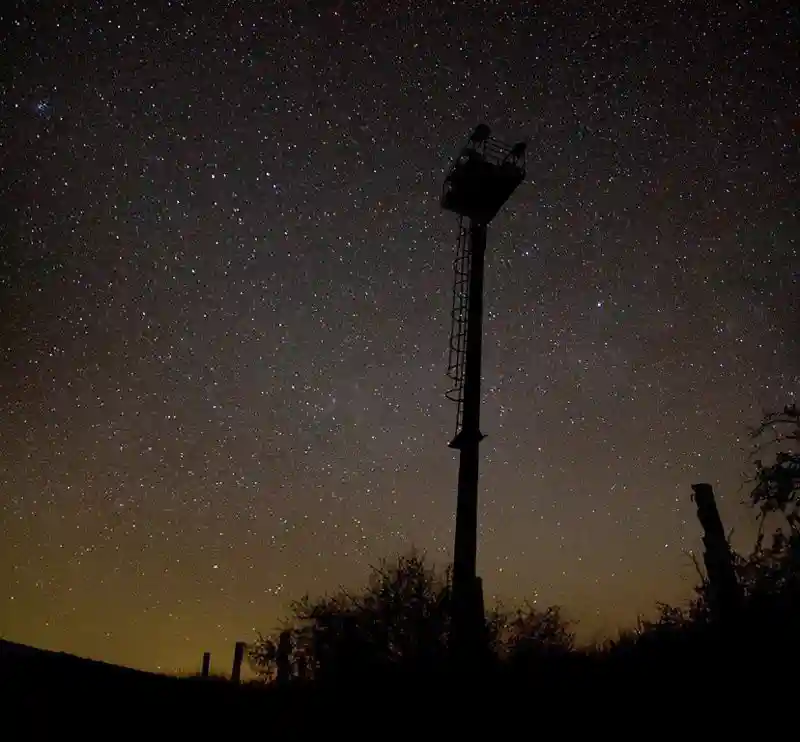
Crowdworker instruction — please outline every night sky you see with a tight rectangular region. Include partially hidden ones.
[2,1,797,674]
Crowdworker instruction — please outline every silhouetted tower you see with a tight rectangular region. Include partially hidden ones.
[441,124,526,661]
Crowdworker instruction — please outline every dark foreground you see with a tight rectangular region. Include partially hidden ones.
[2,633,791,734]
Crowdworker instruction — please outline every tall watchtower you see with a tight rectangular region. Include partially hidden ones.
[441,124,526,662]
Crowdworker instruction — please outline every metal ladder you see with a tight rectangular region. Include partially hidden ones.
[446,216,470,436]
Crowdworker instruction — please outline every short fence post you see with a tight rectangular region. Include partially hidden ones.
[231,641,246,683]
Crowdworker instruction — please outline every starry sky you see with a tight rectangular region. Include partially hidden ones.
[1,0,797,674]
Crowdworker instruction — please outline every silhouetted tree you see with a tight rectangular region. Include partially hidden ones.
[250,550,573,684]
[250,551,451,684]
[739,403,800,627]
[749,403,799,538]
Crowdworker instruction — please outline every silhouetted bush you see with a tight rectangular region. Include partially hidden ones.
[250,550,573,686]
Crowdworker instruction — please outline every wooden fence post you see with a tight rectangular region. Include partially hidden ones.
[231,641,246,683]
[691,483,743,619]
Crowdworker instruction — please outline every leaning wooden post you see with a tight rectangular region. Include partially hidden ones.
[201,651,211,678]
[691,483,743,619]
[231,641,246,683]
